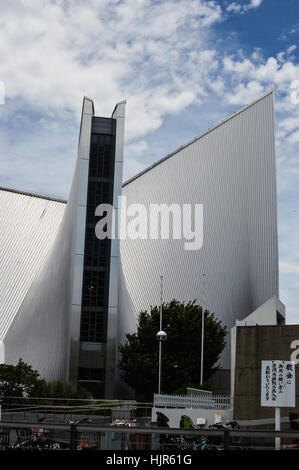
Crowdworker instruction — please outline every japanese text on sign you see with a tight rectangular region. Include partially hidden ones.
[261,360,295,407]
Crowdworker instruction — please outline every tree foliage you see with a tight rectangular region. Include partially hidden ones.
[0,360,91,401]
[30,379,91,400]
[118,300,227,400]
[0,359,40,399]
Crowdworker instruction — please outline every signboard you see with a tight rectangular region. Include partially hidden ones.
[261,360,295,407]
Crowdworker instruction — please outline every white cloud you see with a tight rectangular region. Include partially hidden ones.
[126,141,149,156]
[123,139,150,180]
[223,57,255,75]
[280,260,299,274]
[277,52,285,63]
[226,80,264,105]
[279,115,299,134]
[223,53,299,107]
[288,130,299,144]
[226,0,263,14]
[123,156,148,181]
[247,0,263,8]
[0,2,298,191]
[0,0,299,322]
[0,114,77,198]
[221,42,299,323]
[287,45,297,55]
[0,0,224,192]
[226,3,241,13]
[0,0,222,139]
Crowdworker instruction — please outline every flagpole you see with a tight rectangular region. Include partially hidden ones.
[200,273,206,386]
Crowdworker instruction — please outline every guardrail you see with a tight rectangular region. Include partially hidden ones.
[154,393,233,409]
[0,420,299,450]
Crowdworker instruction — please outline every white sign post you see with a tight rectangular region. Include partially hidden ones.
[261,360,296,450]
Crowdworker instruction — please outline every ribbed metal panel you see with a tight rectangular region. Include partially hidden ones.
[0,189,65,340]
[1,98,126,391]
[3,98,93,381]
[105,101,126,398]
[0,92,278,385]
[119,91,278,368]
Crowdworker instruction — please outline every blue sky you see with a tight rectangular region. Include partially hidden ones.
[0,0,299,322]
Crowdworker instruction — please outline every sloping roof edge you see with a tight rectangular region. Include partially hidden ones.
[122,90,274,187]
[0,185,67,204]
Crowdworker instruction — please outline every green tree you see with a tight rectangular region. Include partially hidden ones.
[118,300,227,401]
[0,360,91,402]
[30,379,91,400]
[0,359,40,399]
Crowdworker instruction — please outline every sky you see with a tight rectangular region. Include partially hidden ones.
[0,0,299,322]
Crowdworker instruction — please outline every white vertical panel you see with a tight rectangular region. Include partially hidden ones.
[105,101,126,398]
[2,97,94,382]
[119,91,278,369]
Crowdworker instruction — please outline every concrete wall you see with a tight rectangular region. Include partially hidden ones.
[239,296,285,326]
[233,324,299,421]
[209,369,231,395]
[231,295,285,397]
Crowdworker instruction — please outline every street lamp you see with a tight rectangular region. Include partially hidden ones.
[200,273,206,386]
[157,331,167,342]
[157,330,167,395]
[157,275,167,395]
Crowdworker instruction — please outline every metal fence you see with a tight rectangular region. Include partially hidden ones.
[0,420,299,450]
[0,404,111,425]
[154,393,233,409]
[0,397,153,424]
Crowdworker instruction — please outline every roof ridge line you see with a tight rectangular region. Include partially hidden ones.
[0,185,67,204]
[122,90,274,187]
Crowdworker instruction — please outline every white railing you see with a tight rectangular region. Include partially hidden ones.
[154,393,233,410]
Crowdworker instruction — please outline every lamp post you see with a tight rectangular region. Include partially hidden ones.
[200,273,206,386]
[157,275,167,394]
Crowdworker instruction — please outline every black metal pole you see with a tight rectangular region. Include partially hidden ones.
[223,429,230,450]
[70,423,77,450]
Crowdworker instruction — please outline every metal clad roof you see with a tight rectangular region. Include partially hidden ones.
[0,188,66,340]
[119,92,279,367]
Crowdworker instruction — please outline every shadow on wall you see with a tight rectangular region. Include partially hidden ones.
[116,261,137,399]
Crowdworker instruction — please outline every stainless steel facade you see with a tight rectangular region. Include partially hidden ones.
[1,98,126,397]
[0,188,65,343]
[118,91,279,369]
[105,101,126,397]
[2,96,92,381]
[0,91,278,394]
